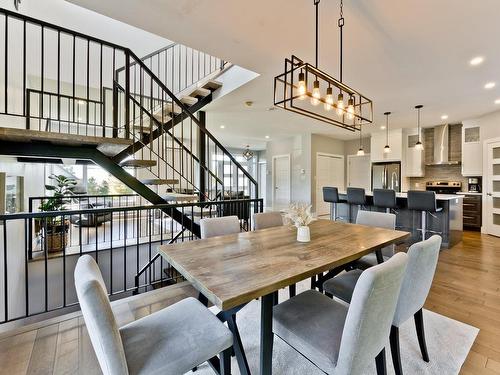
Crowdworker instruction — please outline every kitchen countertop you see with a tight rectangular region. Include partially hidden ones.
[457,192,482,196]
[339,191,463,201]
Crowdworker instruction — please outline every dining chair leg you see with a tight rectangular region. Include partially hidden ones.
[375,348,387,375]
[289,284,296,298]
[390,326,403,375]
[220,347,232,375]
[414,309,430,362]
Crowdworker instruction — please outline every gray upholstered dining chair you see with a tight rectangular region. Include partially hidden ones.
[74,255,233,375]
[323,235,442,375]
[252,211,283,230]
[273,252,408,375]
[353,210,397,269]
[200,215,240,238]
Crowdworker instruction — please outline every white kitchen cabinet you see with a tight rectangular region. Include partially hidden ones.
[462,126,482,176]
[404,129,424,177]
[370,129,403,162]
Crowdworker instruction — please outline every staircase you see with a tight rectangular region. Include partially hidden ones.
[0,8,258,239]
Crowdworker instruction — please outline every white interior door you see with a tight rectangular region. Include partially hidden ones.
[258,162,267,204]
[316,153,345,216]
[348,154,371,190]
[485,140,500,237]
[272,155,290,210]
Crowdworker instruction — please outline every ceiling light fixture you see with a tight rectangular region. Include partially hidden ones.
[220,125,225,129]
[414,105,424,151]
[484,82,496,89]
[273,0,373,131]
[383,111,391,154]
[441,115,448,120]
[265,135,270,139]
[357,126,365,156]
[242,145,254,161]
[495,99,500,105]
[470,56,484,66]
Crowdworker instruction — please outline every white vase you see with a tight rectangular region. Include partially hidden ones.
[297,226,311,242]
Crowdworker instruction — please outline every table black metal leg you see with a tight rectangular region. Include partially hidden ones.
[260,293,274,375]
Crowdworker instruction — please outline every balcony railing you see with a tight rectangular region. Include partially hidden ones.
[0,198,263,325]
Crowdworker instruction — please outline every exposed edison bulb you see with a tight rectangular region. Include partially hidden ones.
[297,72,306,100]
[347,97,355,119]
[384,145,391,154]
[357,147,365,156]
[324,87,333,111]
[415,141,424,151]
[336,93,344,116]
[311,80,321,106]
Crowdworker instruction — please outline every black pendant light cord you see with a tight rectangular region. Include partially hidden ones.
[339,0,344,82]
[314,0,320,68]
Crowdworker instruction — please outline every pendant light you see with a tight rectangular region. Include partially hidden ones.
[242,145,254,161]
[383,111,391,153]
[273,0,373,131]
[357,126,365,156]
[414,105,424,151]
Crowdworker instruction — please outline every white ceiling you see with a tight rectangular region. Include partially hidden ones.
[66,0,500,149]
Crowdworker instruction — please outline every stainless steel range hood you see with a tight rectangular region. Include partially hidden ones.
[425,124,461,166]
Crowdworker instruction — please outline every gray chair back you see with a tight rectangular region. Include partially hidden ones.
[336,252,408,374]
[253,212,283,230]
[393,235,442,326]
[323,187,340,203]
[199,215,240,239]
[74,255,129,375]
[407,190,438,212]
[373,189,397,209]
[356,210,396,257]
[347,187,366,205]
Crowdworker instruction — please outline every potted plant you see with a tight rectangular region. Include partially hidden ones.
[284,203,316,242]
[37,174,77,252]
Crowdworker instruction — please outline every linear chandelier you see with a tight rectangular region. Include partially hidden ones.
[273,0,373,131]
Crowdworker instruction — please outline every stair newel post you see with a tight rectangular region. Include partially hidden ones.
[124,50,131,139]
[198,111,207,202]
[112,60,119,139]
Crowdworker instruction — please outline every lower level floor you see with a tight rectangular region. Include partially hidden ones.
[0,230,498,374]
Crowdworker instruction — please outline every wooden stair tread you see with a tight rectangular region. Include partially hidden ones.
[189,87,211,98]
[141,178,179,185]
[180,96,198,106]
[202,80,223,91]
[120,159,157,168]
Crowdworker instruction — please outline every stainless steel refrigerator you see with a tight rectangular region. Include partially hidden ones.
[371,162,401,192]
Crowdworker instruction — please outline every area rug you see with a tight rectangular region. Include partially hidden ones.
[190,281,479,375]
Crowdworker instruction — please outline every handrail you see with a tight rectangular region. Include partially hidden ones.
[0,198,263,220]
[115,42,177,75]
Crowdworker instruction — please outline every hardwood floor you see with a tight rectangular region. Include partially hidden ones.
[0,230,498,374]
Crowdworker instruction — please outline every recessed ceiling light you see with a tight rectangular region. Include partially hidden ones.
[380,125,386,130]
[470,56,484,66]
[495,99,500,104]
[441,115,449,120]
[220,125,225,129]
[265,135,270,139]
[484,82,496,89]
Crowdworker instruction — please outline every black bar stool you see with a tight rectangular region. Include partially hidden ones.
[346,187,367,223]
[407,190,443,241]
[373,189,397,214]
[322,187,346,221]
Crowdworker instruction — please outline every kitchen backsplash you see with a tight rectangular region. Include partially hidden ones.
[409,124,467,191]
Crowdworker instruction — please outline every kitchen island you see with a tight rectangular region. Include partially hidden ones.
[336,192,463,248]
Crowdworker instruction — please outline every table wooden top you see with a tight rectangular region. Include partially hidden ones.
[158,219,410,310]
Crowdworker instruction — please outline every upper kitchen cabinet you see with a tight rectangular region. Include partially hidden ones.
[462,125,482,176]
[404,128,425,177]
[370,128,403,162]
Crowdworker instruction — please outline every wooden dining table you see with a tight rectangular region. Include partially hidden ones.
[158,219,410,375]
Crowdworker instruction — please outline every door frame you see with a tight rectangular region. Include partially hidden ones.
[272,154,291,209]
[483,137,500,235]
[315,152,345,216]
[347,153,371,189]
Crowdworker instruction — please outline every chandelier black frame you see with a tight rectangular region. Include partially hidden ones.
[273,0,373,132]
